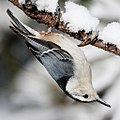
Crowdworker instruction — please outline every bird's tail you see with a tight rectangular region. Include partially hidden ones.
[7,9,40,39]
[7,9,45,55]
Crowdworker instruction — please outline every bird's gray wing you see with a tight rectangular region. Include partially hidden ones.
[7,9,74,90]
[25,37,74,89]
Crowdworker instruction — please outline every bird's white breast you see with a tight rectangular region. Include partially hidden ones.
[52,34,92,92]
[40,33,92,91]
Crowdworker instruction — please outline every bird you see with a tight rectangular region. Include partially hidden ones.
[7,9,111,108]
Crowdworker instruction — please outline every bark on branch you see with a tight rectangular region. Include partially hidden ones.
[8,0,120,56]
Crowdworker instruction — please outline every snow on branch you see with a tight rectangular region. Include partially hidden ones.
[61,2,99,32]
[8,0,120,56]
[99,22,120,48]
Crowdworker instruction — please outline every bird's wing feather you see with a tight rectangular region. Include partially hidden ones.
[7,9,74,89]
[25,36,74,85]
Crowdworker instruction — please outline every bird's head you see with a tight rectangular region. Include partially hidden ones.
[65,78,111,108]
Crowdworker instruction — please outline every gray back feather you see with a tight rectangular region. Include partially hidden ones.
[26,37,74,83]
[7,9,74,89]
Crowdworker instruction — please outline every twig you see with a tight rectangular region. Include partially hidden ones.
[8,0,120,56]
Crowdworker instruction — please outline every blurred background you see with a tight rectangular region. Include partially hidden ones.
[0,0,120,120]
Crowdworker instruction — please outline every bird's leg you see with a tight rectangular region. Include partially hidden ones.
[47,26,52,33]
[47,7,62,33]
[54,7,62,28]
[23,0,37,11]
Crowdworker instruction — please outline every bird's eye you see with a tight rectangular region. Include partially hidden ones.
[83,94,88,98]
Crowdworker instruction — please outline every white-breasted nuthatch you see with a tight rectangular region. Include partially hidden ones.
[7,9,111,108]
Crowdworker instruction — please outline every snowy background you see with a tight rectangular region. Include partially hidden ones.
[0,0,120,120]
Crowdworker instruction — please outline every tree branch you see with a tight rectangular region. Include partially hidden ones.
[8,0,120,56]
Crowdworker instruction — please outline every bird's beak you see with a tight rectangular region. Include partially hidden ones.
[96,97,111,108]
